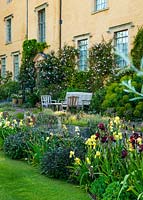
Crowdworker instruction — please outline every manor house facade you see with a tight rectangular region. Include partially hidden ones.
[0,0,143,79]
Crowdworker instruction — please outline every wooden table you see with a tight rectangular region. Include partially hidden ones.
[49,102,62,111]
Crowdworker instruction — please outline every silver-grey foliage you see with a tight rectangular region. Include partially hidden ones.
[116,49,143,101]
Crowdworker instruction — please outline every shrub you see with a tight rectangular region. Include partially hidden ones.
[89,175,108,200]
[0,112,27,148]
[4,132,29,159]
[37,45,78,99]
[90,88,106,113]
[69,71,91,92]
[88,40,116,91]
[41,147,73,180]
[41,132,86,180]
[102,74,143,120]
[25,89,40,107]
[3,129,48,161]
[0,80,20,101]
[131,26,143,68]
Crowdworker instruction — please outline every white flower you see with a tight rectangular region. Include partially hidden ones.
[75,126,80,132]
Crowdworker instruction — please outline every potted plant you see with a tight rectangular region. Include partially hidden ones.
[17,94,23,105]
[11,94,18,104]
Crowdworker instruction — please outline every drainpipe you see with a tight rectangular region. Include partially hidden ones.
[26,0,28,39]
[59,0,62,50]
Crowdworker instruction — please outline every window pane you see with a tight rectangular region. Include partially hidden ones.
[7,0,12,3]
[13,55,19,81]
[38,9,45,42]
[78,39,88,71]
[1,58,6,78]
[96,0,107,11]
[115,30,128,67]
[6,18,11,42]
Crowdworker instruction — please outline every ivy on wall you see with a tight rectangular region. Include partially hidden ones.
[19,39,48,94]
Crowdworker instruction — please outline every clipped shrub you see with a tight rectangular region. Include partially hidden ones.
[41,147,73,180]
[41,133,86,180]
[3,129,47,160]
[4,132,29,159]
[102,73,143,120]
[133,102,143,119]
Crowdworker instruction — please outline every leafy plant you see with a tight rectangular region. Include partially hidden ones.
[89,175,108,199]
[37,45,78,99]
[19,39,48,98]
[131,26,143,68]
[41,147,73,180]
[89,40,116,91]
[4,132,29,159]
[116,27,143,102]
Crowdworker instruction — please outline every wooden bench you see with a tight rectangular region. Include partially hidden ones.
[62,92,93,110]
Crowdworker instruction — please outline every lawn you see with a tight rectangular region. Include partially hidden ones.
[0,152,90,200]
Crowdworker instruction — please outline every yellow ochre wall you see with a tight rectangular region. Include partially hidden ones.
[0,0,143,74]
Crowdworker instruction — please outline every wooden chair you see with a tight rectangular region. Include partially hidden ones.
[41,95,56,109]
[67,96,79,111]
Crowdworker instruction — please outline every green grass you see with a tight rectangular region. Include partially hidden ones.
[0,152,90,200]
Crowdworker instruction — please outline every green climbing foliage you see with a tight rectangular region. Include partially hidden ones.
[19,39,48,94]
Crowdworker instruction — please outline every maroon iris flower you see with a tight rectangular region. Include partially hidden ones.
[101,136,108,143]
[133,132,139,139]
[109,135,116,142]
[95,132,100,139]
[98,123,105,130]
[121,149,128,158]
[139,144,143,152]
[130,136,135,144]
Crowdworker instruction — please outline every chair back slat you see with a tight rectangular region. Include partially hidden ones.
[41,95,52,107]
[67,96,79,107]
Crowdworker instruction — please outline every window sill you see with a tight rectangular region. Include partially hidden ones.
[5,41,12,45]
[91,7,109,15]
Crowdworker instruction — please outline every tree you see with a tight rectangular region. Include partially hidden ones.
[131,27,143,68]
